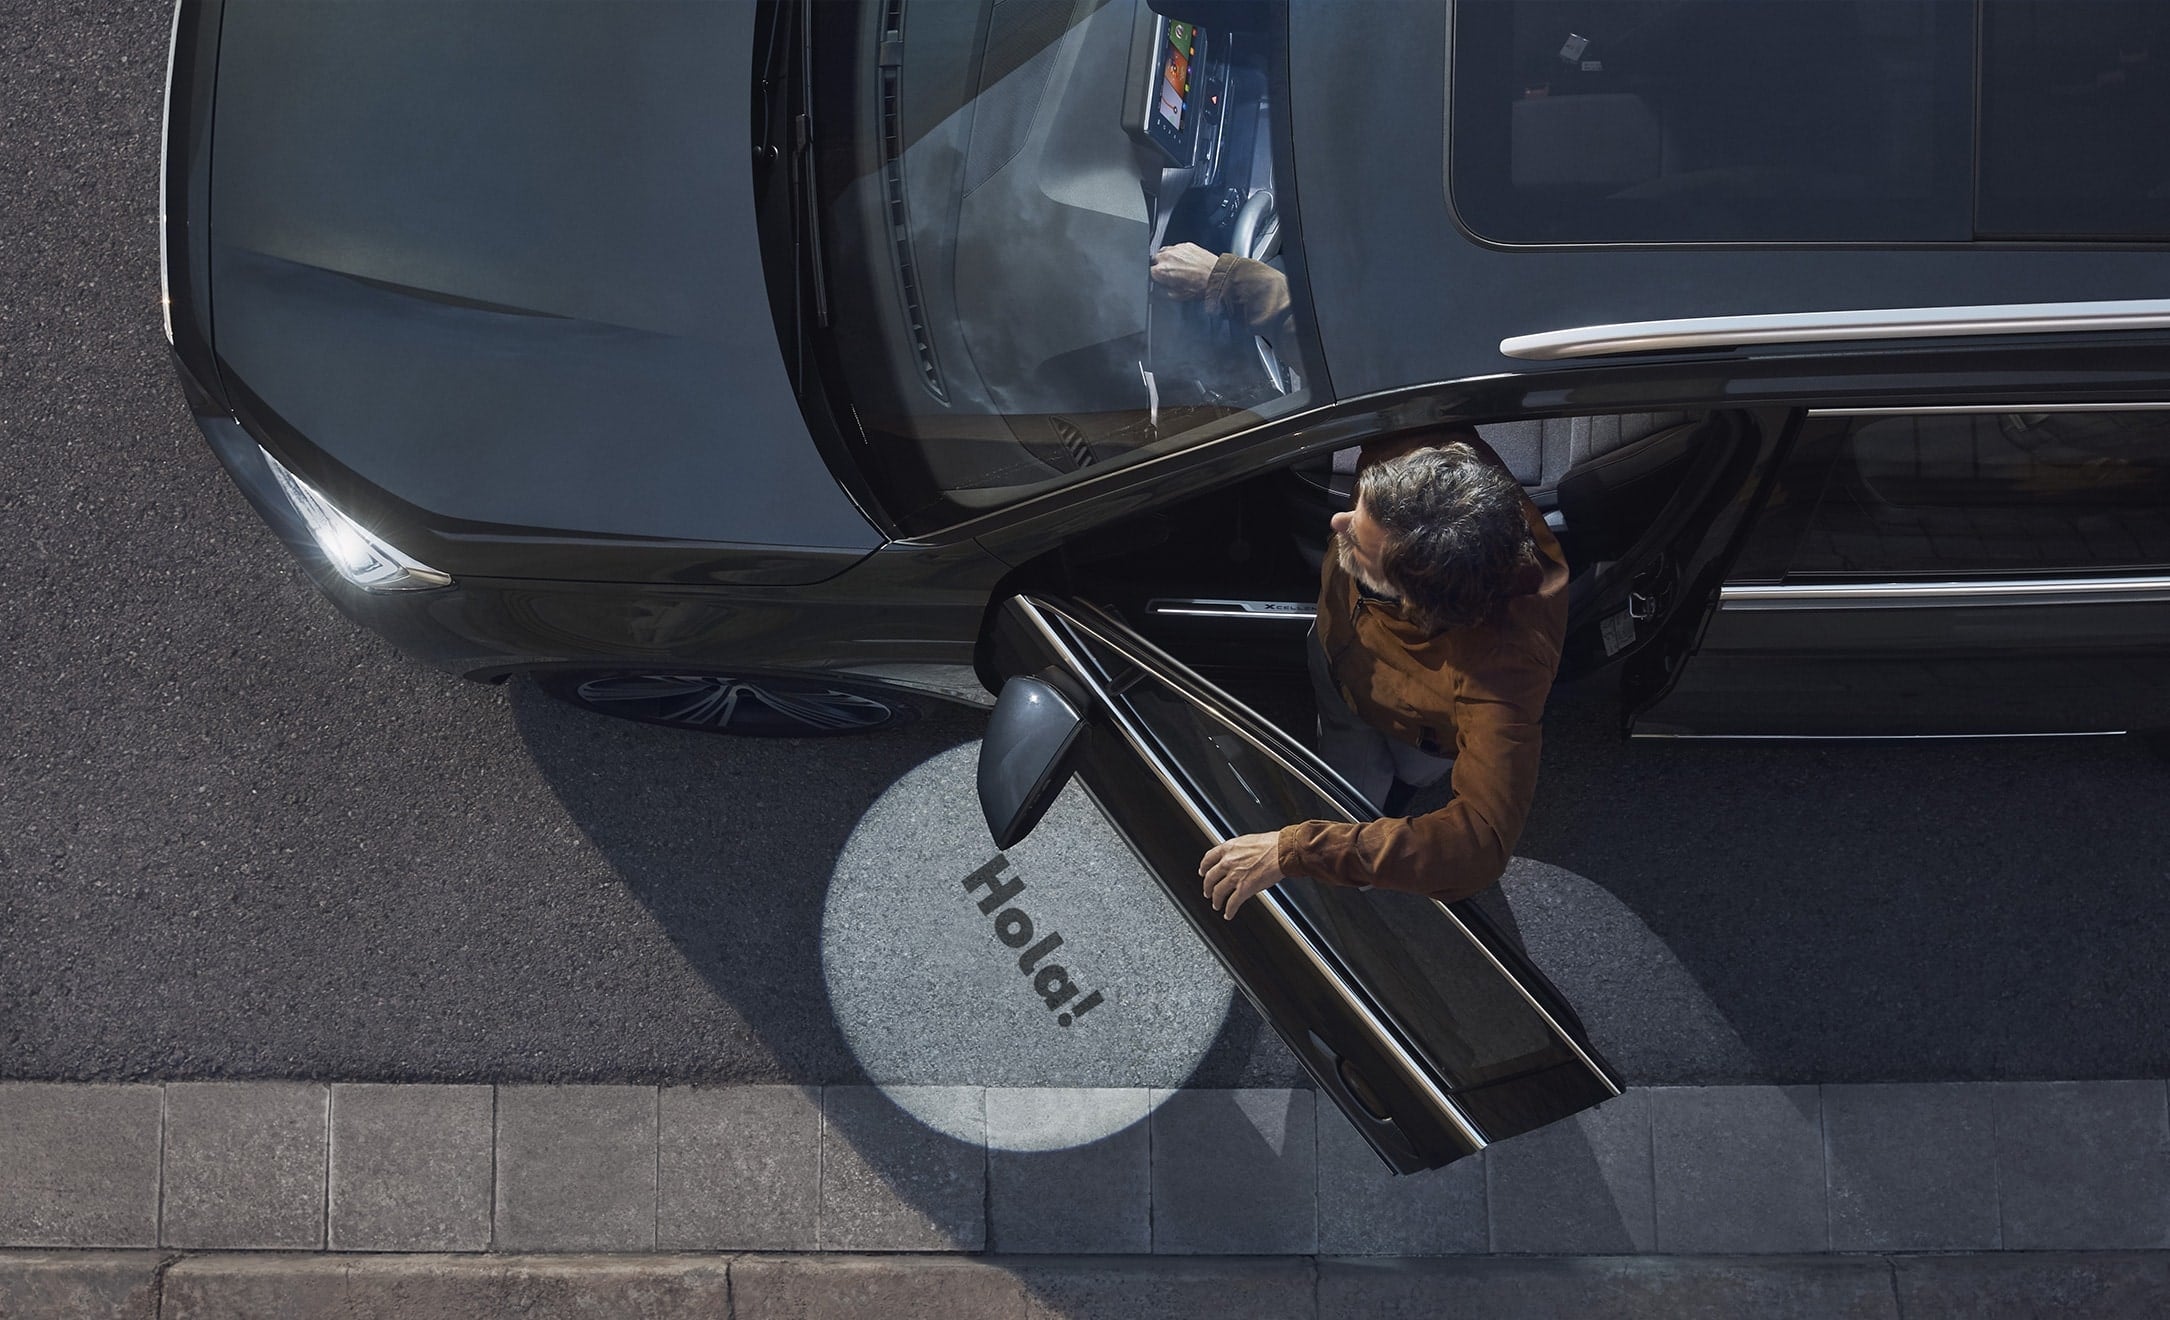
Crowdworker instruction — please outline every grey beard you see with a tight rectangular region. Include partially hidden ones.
[1333,528,1400,601]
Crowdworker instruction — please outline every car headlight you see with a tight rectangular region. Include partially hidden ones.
[259,447,453,592]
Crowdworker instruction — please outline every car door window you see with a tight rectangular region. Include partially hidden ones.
[1066,619,1581,1095]
[1731,408,2170,580]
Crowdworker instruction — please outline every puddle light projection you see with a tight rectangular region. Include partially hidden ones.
[822,743,1233,1150]
[962,856,1105,1027]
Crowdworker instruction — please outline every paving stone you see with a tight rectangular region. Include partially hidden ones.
[1893,1252,2170,1319]
[821,1086,986,1251]
[1316,1106,1486,1255]
[161,1082,328,1250]
[327,1083,493,1252]
[0,1253,161,1320]
[161,1253,732,1320]
[733,1254,1024,1320]
[1995,1081,2170,1250]
[493,1085,656,1252]
[1823,1083,1999,1252]
[1487,1089,1655,1254]
[0,1084,162,1247]
[657,1085,820,1250]
[987,1088,1150,1254]
[1149,1089,1317,1255]
[1318,1255,1899,1318]
[1012,1256,1315,1319]
[1650,1085,1827,1254]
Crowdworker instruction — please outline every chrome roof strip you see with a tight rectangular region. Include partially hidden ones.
[1721,576,2170,609]
[1011,598,1489,1153]
[1810,403,2170,416]
[1501,299,2170,362]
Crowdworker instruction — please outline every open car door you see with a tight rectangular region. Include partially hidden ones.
[980,594,1622,1173]
[1554,406,1802,731]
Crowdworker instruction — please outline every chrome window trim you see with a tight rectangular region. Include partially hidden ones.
[1500,300,2170,361]
[1147,598,1319,623]
[1633,730,2127,741]
[1810,403,2170,417]
[1721,576,2170,610]
[1010,598,1491,1153]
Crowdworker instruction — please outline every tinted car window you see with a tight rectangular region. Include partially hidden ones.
[807,0,1322,535]
[1448,0,1973,244]
[1978,1,2170,239]
[1738,410,2170,579]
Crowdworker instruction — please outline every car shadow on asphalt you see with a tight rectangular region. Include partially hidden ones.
[1517,674,2170,1086]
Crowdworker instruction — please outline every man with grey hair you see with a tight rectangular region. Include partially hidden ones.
[1198,430,1567,916]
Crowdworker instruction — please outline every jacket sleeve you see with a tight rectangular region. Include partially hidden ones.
[1204,253,1293,338]
[1274,643,1551,902]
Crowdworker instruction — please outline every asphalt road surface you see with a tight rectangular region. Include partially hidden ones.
[7,0,2169,1092]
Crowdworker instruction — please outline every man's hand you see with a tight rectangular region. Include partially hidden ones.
[1150,242,1220,302]
[1199,832,1284,920]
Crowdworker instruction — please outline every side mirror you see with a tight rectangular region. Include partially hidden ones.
[978,673,1088,849]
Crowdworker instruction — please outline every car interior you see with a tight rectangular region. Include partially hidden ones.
[815,0,1316,532]
[1041,407,1737,730]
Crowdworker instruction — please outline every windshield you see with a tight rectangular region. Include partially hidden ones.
[806,0,1324,535]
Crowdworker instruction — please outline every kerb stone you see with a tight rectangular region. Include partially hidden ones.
[1318,1256,1900,1319]
[1012,1256,1315,1319]
[1316,1107,1486,1256]
[0,1084,162,1247]
[161,1083,328,1250]
[732,1254,1024,1320]
[160,1253,731,1320]
[0,1252,162,1320]
[820,1087,986,1252]
[657,1085,820,1251]
[493,1085,657,1252]
[1149,1089,1317,1255]
[328,1084,492,1252]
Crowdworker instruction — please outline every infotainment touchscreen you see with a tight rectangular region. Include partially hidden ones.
[1144,18,1205,165]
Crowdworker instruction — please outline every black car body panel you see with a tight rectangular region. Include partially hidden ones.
[200,407,999,685]
[165,0,2170,731]
[202,0,879,572]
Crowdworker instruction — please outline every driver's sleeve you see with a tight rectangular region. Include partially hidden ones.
[1205,254,1293,338]
[1272,645,1551,902]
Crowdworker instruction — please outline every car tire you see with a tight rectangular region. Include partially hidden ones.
[533,670,922,737]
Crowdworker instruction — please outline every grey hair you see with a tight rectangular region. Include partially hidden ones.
[1357,442,1539,633]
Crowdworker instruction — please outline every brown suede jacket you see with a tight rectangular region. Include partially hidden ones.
[1206,253,1293,338]
[1275,429,1568,902]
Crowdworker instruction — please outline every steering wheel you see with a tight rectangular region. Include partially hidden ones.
[1228,190,1290,394]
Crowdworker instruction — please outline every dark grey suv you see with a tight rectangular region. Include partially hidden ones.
[164,0,2170,1169]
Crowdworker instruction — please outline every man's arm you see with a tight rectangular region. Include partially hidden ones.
[1273,647,1552,902]
[1150,243,1293,337]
